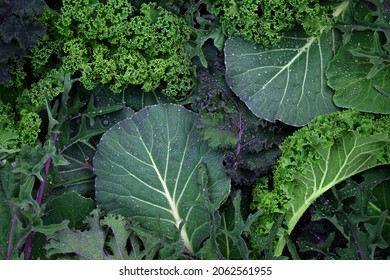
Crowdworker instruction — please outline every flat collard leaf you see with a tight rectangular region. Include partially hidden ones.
[225,29,340,126]
[94,104,230,254]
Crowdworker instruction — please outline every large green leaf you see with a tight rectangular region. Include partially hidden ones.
[327,31,390,113]
[225,30,340,126]
[94,104,230,254]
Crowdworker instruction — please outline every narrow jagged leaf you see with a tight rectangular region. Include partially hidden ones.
[94,104,230,254]
[53,86,134,196]
[327,31,390,113]
[0,163,19,259]
[225,29,340,126]
[217,191,262,259]
[297,233,336,257]
[368,181,390,242]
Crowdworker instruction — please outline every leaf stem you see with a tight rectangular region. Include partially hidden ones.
[63,154,94,170]
[332,0,350,18]
[345,215,366,260]
[235,109,244,155]
[6,213,16,260]
[23,133,59,260]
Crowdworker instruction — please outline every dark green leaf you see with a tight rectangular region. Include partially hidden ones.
[327,31,390,113]
[225,30,341,126]
[94,104,230,254]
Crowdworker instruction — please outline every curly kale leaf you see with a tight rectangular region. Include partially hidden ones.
[33,0,194,97]
[0,99,41,154]
[0,0,46,85]
[210,0,336,46]
[251,109,390,256]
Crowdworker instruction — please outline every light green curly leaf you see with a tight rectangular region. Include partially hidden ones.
[273,111,390,255]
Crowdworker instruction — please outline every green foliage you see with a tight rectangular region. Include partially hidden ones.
[0,0,46,85]
[215,191,263,259]
[17,110,42,146]
[251,109,390,256]
[32,0,194,97]
[0,100,41,152]
[210,0,336,46]
[94,104,230,254]
[0,101,19,155]
[45,208,195,260]
[1,0,390,262]
[193,43,293,186]
[45,209,129,260]
[17,70,64,112]
[0,148,69,259]
[326,0,390,113]
[222,0,351,127]
[224,29,341,126]
[295,166,390,259]
[30,191,96,259]
[48,81,134,197]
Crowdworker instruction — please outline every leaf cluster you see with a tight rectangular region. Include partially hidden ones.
[1,0,390,261]
[0,0,46,85]
[31,0,195,97]
[210,0,336,46]
[251,109,390,256]
[327,0,390,113]
[292,167,390,259]
[192,43,294,186]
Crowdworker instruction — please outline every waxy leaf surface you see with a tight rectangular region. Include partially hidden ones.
[225,30,340,126]
[94,104,230,253]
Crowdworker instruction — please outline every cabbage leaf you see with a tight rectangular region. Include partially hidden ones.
[94,104,230,254]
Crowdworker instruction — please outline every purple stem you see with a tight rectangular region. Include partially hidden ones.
[345,215,365,260]
[6,214,16,259]
[235,109,244,155]
[352,229,365,260]
[384,0,390,13]
[66,156,93,170]
[23,133,58,260]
